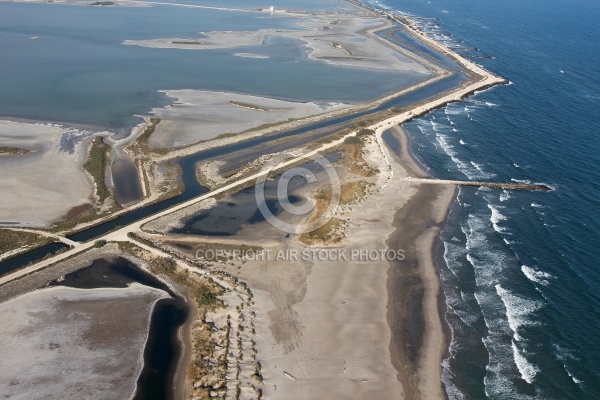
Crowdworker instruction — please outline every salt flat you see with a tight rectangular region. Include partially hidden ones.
[148,90,349,148]
[0,285,167,400]
[124,15,430,73]
[0,121,99,227]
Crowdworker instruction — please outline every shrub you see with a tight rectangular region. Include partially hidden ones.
[344,136,362,145]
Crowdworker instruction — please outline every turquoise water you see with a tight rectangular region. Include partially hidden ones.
[0,1,422,131]
[371,0,600,398]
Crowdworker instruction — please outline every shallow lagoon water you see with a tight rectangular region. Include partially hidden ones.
[0,1,423,130]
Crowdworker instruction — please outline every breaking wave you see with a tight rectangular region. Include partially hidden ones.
[521,265,554,286]
[495,284,544,342]
[512,340,539,384]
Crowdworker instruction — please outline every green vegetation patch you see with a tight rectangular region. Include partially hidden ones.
[343,136,363,145]
[228,101,270,111]
[117,239,225,311]
[83,137,111,203]
[171,41,203,45]
[138,118,161,144]
[0,146,30,155]
[0,229,52,255]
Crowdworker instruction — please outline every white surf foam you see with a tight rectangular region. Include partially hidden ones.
[444,105,466,115]
[499,191,511,202]
[369,0,392,10]
[434,131,493,180]
[495,284,543,342]
[564,365,583,384]
[521,265,554,286]
[553,343,580,362]
[482,334,531,399]
[465,214,508,290]
[487,204,507,233]
[471,161,495,178]
[512,340,539,384]
[443,241,466,276]
[453,207,542,398]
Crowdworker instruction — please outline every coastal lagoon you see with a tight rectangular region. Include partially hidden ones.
[0,257,171,400]
[0,1,425,131]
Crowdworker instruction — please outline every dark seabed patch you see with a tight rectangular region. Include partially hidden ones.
[112,158,143,206]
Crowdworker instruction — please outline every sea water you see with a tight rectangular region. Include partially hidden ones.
[372,0,600,398]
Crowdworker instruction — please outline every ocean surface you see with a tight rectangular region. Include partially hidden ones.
[370,0,600,398]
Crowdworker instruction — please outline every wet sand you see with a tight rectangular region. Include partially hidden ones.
[384,125,455,399]
[123,16,430,73]
[148,90,350,149]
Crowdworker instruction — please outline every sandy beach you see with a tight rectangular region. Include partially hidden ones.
[385,126,456,399]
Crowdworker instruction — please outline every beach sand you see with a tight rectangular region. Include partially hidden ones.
[386,126,455,399]
[0,2,506,397]
[148,123,456,399]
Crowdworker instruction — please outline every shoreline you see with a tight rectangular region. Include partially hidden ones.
[384,126,456,398]
[171,283,196,400]
[0,0,500,234]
